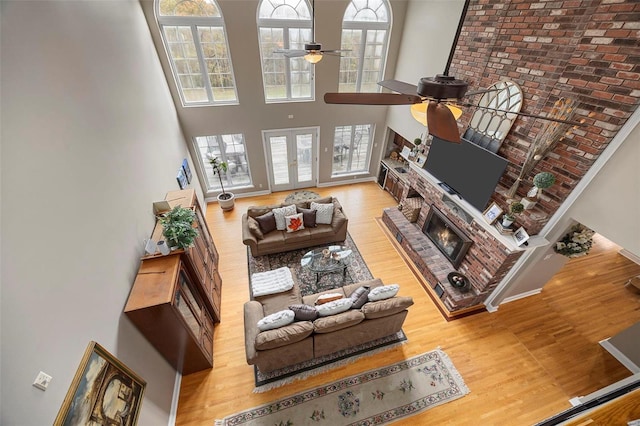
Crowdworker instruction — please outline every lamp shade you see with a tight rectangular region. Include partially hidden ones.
[304,52,323,64]
[410,102,463,126]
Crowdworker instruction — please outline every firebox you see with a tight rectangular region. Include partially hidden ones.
[422,205,472,269]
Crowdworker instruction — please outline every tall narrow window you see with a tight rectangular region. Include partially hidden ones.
[257,0,313,102]
[194,134,252,191]
[157,0,238,106]
[332,124,373,176]
[339,0,391,93]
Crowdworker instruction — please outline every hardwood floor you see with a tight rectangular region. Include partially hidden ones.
[176,182,640,425]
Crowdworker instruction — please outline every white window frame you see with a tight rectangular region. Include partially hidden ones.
[339,0,391,93]
[156,0,239,107]
[257,0,314,103]
[331,124,374,176]
[193,134,252,193]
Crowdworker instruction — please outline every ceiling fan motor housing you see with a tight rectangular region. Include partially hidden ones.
[304,43,322,52]
[418,74,469,100]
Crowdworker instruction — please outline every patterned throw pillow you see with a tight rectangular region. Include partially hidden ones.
[289,304,319,321]
[257,309,295,331]
[285,213,305,233]
[349,286,371,309]
[310,202,334,225]
[316,298,353,317]
[247,216,264,240]
[255,211,276,234]
[315,292,344,305]
[272,204,297,230]
[368,284,400,301]
[297,207,317,227]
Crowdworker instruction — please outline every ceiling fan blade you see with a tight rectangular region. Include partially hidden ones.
[274,49,307,58]
[459,102,584,126]
[378,79,419,96]
[427,102,461,143]
[320,49,351,54]
[465,87,501,97]
[324,92,422,105]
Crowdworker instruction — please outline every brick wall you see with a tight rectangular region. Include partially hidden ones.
[449,0,640,234]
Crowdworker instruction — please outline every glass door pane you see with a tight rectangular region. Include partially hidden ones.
[269,136,290,186]
[296,133,313,183]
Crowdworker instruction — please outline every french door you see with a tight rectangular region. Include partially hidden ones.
[263,127,318,192]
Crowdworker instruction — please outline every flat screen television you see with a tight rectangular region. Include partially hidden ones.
[423,136,509,212]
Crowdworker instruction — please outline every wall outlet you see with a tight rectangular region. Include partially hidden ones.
[33,371,52,391]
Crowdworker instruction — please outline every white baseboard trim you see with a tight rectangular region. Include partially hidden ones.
[500,288,543,304]
[599,338,640,374]
[317,176,376,187]
[168,371,182,426]
[619,249,640,265]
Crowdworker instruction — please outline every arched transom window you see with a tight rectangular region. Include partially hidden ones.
[257,0,313,102]
[156,0,238,106]
[339,0,391,93]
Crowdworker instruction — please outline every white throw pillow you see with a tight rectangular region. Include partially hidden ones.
[257,309,295,331]
[285,213,305,233]
[311,202,334,225]
[316,298,353,317]
[368,284,400,302]
[272,204,297,231]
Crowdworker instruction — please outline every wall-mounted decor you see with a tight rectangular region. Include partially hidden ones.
[182,158,192,183]
[482,202,503,225]
[54,341,146,426]
[177,168,188,189]
[513,227,530,246]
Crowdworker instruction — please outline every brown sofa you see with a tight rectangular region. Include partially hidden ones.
[242,196,348,256]
[244,277,414,373]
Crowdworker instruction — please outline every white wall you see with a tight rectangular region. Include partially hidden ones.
[1,1,196,423]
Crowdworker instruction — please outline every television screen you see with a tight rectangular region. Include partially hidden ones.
[423,136,509,212]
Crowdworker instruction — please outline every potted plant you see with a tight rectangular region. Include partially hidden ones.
[523,172,556,209]
[207,154,235,211]
[502,201,524,228]
[158,205,199,250]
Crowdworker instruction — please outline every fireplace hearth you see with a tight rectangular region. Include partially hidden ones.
[423,205,472,269]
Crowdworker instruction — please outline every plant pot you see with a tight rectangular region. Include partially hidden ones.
[501,216,514,228]
[217,192,235,211]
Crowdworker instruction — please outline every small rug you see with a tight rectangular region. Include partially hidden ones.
[284,189,320,204]
[248,233,373,296]
[216,349,470,425]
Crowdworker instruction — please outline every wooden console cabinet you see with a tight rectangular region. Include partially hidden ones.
[125,254,214,374]
[124,189,221,374]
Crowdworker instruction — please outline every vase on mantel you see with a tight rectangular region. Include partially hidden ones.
[501,216,515,228]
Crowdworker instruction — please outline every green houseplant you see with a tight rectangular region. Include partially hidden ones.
[207,154,235,211]
[523,172,556,209]
[502,201,524,227]
[159,205,198,250]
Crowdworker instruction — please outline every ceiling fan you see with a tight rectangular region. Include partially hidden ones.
[274,0,348,64]
[323,0,582,142]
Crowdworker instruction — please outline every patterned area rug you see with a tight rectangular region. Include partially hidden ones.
[283,189,320,204]
[216,349,470,425]
[248,233,373,296]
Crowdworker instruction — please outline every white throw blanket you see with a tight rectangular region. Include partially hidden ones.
[251,267,294,297]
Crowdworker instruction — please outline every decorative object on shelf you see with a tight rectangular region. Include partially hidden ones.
[207,153,235,211]
[494,221,514,234]
[506,98,582,198]
[54,341,146,425]
[447,272,470,292]
[416,154,427,167]
[523,172,556,209]
[482,201,503,225]
[156,240,171,255]
[159,205,198,249]
[177,167,188,190]
[513,227,530,246]
[501,201,524,228]
[554,224,595,258]
[412,137,423,154]
[144,238,157,255]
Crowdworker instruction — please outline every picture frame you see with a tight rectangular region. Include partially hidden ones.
[177,168,188,190]
[181,158,192,183]
[54,341,146,426]
[416,154,427,167]
[513,226,530,246]
[482,202,503,224]
[400,146,412,160]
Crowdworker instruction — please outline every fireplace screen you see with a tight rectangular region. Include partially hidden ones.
[423,205,472,269]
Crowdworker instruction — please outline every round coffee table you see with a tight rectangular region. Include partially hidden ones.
[300,245,353,285]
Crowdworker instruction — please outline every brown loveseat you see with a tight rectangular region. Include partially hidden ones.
[242,196,348,257]
[244,276,414,373]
